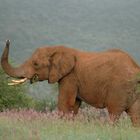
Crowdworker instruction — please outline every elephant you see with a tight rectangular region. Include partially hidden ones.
[1,40,140,126]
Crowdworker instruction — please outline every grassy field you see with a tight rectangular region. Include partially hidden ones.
[0,107,140,140]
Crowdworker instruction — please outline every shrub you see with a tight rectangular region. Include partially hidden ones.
[0,67,35,111]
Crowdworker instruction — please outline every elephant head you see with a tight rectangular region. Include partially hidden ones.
[1,40,76,85]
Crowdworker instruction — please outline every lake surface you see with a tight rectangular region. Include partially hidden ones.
[0,0,140,98]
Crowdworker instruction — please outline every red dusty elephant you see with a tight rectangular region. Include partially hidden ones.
[1,40,140,126]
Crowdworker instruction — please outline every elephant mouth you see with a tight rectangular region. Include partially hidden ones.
[8,74,39,86]
[30,74,39,84]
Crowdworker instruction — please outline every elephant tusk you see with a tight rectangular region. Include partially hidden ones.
[11,78,27,83]
[8,78,27,86]
[8,82,22,86]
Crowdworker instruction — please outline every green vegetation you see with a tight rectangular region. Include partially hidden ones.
[0,67,35,110]
[0,109,140,140]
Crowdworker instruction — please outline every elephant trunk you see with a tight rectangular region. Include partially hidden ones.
[1,40,25,78]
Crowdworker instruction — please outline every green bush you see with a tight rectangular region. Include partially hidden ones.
[0,67,35,111]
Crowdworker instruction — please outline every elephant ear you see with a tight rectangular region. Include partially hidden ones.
[48,51,76,83]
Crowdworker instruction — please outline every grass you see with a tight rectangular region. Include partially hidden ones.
[0,107,140,140]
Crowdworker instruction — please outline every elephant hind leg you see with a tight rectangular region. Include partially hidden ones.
[107,101,126,124]
[127,99,140,127]
[106,99,127,124]
[107,108,123,125]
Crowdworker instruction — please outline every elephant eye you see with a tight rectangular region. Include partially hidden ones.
[33,61,39,69]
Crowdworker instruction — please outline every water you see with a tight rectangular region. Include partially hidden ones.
[0,0,140,98]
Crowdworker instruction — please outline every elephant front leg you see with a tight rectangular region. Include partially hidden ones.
[57,79,80,114]
[73,97,82,114]
[58,96,81,115]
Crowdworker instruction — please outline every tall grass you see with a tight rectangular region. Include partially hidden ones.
[0,107,140,140]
